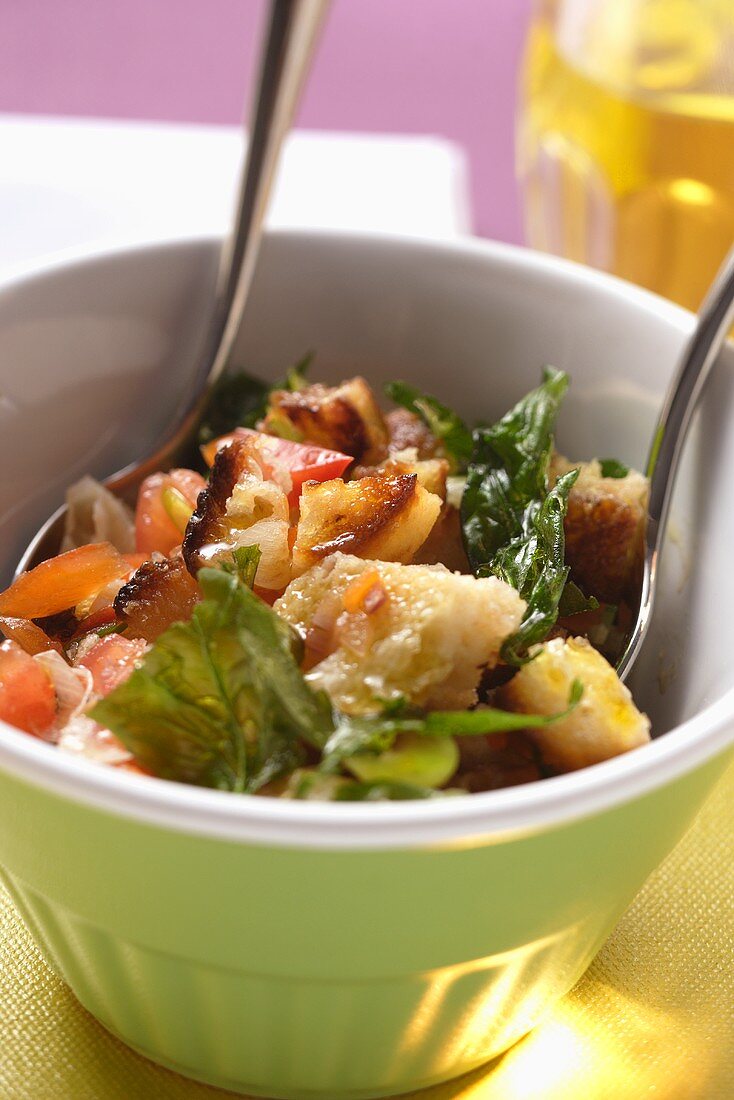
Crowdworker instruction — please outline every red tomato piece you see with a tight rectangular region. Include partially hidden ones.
[77,635,148,697]
[135,469,207,556]
[201,428,352,505]
[123,552,149,571]
[0,543,130,620]
[0,640,56,737]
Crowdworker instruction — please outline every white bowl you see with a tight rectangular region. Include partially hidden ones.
[0,230,730,847]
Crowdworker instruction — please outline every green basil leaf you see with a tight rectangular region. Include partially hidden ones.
[91,567,332,792]
[198,373,269,444]
[321,682,581,773]
[460,367,578,665]
[198,353,313,444]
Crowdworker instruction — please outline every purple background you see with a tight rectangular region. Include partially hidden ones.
[0,0,533,241]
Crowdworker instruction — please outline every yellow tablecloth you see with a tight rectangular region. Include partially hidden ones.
[2,761,733,1100]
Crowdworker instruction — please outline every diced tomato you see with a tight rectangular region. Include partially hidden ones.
[135,469,207,556]
[200,430,245,468]
[76,634,147,697]
[201,428,352,506]
[0,640,56,737]
[123,553,149,571]
[0,543,130,620]
[0,616,63,656]
[116,760,150,775]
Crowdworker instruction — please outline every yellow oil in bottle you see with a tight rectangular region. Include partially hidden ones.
[518,2,734,311]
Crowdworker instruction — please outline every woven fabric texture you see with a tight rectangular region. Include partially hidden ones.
[2,759,733,1100]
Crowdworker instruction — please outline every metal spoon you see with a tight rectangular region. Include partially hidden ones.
[617,244,734,681]
[15,0,329,577]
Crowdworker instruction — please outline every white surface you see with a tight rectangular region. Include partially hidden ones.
[0,229,730,849]
[0,115,471,274]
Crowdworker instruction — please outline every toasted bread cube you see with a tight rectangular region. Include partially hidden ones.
[353,447,449,501]
[292,474,441,575]
[551,454,648,603]
[386,407,442,459]
[275,552,526,712]
[261,376,388,463]
[183,438,291,590]
[498,636,650,772]
[114,555,200,641]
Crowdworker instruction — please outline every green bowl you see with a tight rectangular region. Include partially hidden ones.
[0,232,732,1098]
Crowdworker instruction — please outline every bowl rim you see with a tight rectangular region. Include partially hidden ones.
[1,227,732,851]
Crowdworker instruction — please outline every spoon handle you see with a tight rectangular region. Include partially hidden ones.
[205,0,330,389]
[617,244,734,680]
[14,0,329,577]
[108,0,329,496]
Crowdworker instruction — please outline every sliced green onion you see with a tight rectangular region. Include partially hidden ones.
[162,486,194,533]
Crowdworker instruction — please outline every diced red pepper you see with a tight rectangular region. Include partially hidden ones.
[72,605,118,640]
[0,640,56,737]
[135,469,207,556]
[76,634,148,697]
[201,428,351,505]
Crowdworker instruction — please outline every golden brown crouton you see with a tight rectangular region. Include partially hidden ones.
[498,635,650,772]
[261,376,388,463]
[292,474,441,575]
[352,447,449,501]
[550,454,649,603]
[385,407,442,459]
[183,438,291,590]
[114,555,200,642]
[275,552,526,712]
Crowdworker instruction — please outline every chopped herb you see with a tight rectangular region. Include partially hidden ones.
[95,621,127,638]
[558,580,600,618]
[284,352,313,393]
[599,457,630,479]
[320,684,582,772]
[460,367,577,664]
[384,380,474,471]
[230,545,262,589]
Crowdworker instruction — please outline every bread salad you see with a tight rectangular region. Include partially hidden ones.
[0,361,652,800]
